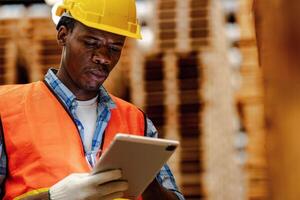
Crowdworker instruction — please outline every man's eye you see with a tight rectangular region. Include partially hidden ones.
[84,41,98,48]
[109,46,122,52]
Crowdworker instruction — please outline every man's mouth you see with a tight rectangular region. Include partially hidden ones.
[90,69,107,77]
[86,69,108,82]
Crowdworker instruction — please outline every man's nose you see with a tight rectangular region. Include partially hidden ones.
[92,47,112,66]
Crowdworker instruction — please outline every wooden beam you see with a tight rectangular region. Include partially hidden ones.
[254,1,300,199]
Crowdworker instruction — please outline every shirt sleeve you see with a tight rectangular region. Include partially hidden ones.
[0,124,7,195]
[145,117,185,200]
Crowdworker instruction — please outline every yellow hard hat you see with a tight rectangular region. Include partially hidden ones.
[55,0,142,39]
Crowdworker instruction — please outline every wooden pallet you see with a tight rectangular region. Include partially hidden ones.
[129,0,246,199]
[130,50,205,199]
[18,17,61,81]
[0,19,18,84]
[153,0,215,53]
[236,0,268,199]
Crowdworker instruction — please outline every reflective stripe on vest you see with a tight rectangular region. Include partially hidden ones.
[0,81,145,199]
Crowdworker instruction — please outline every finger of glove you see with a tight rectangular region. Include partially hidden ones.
[101,192,125,200]
[67,173,90,180]
[51,173,89,188]
[87,169,123,186]
[90,181,128,198]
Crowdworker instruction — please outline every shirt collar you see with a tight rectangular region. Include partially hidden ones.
[44,68,116,110]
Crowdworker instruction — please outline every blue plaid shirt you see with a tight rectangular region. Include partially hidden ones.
[0,69,184,199]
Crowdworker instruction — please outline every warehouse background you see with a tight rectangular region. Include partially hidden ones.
[0,0,269,200]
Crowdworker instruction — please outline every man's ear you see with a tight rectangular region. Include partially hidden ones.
[57,26,69,46]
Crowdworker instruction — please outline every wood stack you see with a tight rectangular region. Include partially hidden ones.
[153,0,210,53]
[130,49,204,198]
[254,0,300,199]
[0,19,18,85]
[20,15,61,82]
[236,0,268,199]
[129,0,246,199]
[200,0,247,192]
[143,53,166,138]
[132,51,203,198]
[176,51,204,199]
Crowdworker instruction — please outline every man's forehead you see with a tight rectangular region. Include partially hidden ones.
[74,20,126,41]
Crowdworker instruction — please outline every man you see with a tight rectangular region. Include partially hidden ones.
[0,0,184,199]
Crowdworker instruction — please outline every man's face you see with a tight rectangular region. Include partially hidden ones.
[57,20,126,95]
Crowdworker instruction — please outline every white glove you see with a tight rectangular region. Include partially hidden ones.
[49,169,128,200]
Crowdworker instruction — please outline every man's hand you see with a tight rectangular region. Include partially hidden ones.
[49,169,128,200]
[142,179,179,200]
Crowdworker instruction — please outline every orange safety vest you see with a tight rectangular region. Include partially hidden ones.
[0,81,145,200]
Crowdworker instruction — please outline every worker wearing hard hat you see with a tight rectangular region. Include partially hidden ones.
[0,0,184,200]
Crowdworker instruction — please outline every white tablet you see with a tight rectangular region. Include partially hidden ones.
[91,133,179,199]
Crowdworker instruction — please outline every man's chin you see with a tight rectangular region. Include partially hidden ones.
[82,79,106,90]
[84,84,103,91]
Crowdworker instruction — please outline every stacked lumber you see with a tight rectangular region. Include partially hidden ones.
[129,0,246,199]
[176,52,204,199]
[254,0,300,199]
[20,6,61,82]
[0,20,17,85]
[199,0,246,191]
[236,0,268,199]
[132,51,203,198]
[0,5,29,85]
[153,0,210,53]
